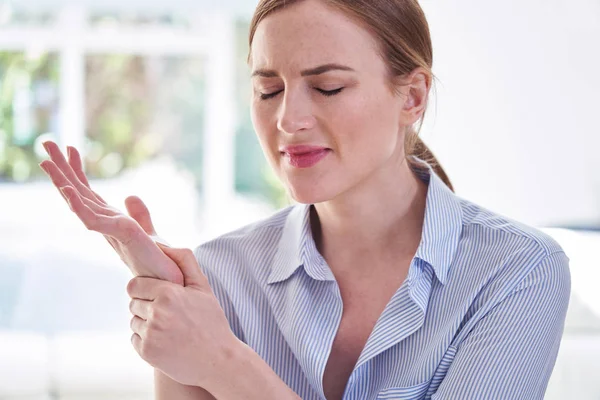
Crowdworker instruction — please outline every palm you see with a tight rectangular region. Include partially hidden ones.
[39,141,184,286]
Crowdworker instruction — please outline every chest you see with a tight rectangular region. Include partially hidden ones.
[322,267,410,400]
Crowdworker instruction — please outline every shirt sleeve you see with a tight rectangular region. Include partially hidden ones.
[194,244,246,344]
[432,251,571,400]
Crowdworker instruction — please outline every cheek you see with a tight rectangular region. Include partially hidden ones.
[331,92,399,159]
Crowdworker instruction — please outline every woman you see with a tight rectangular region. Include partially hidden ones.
[39,0,571,399]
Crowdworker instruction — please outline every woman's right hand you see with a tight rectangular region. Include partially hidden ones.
[39,141,185,286]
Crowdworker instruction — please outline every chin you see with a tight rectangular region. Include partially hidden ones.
[285,179,340,205]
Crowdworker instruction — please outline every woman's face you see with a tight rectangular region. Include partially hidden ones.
[250,0,418,204]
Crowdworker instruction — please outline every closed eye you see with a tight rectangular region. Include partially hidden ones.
[259,87,345,100]
[316,88,344,97]
[260,90,283,100]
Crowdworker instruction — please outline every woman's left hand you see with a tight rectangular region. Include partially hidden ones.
[127,243,240,388]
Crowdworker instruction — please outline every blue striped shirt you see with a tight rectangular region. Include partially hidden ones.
[194,159,571,400]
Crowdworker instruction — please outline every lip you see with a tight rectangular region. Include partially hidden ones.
[280,145,331,169]
[280,145,330,155]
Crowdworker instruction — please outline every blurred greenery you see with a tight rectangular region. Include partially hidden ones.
[0,51,59,182]
[0,16,288,207]
[85,55,206,183]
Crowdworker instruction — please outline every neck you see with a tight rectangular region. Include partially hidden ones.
[312,155,428,273]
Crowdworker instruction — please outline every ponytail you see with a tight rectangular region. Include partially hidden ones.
[406,131,454,192]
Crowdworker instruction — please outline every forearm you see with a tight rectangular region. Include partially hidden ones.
[155,369,216,400]
[204,341,301,400]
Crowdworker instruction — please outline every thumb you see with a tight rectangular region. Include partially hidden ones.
[158,244,207,288]
[125,195,157,235]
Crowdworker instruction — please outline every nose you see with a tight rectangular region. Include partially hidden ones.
[277,88,317,134]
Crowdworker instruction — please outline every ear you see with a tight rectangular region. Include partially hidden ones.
[398,68,431,126]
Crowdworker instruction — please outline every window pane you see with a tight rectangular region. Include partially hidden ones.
[0,51,59,182]
[84,54,205,183]
[0,4,55,27]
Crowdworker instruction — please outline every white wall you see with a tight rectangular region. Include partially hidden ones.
[420,0,600,227]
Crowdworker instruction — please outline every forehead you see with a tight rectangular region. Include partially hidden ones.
[251,0,382,73]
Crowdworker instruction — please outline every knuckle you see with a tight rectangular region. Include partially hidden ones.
[157,296,171,309]
[182,248,195,260]
[148,306,158,322]
[147,318,158,333]
[126,278,139,296]
[140,341,154,360]
[158,289,174,305]
[130,316,136,331]
[137,339,147,357]
[149,306,168,329]
[183,249,198,265]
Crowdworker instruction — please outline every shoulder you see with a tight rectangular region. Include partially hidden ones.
[458,196,565,256]
[447,198,571,336]
[193,205,294,279]
[451,196,569,289]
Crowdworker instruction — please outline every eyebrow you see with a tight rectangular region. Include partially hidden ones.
[251,63,355,78]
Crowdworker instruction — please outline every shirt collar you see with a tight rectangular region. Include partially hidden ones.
[268,203,334,284]
[410,158,463,285]
[267,157,463,286]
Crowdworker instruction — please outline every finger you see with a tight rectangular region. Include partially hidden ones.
[125,196,157,236]
[40,160,98,208]
[157,245,209,289]
[42,141,104,205]
[41,159,122,224]
[66,146,90,186]
[67,146,107,204]
[130,315,146,337]
[48,166,136,244]
[131,332,143,355]
[63,186,118,217]
[61,186,103,227]
[63,184,144,244]
[39,161,68,202]
[40,161,112,218]
[127,276,169,301]
[61,186,129,239]
[129,298,152,320]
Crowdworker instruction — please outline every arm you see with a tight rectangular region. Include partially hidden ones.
[154,345,301,400]
[432,251,571,400]
[206,341,302,400]
[185,247,301,399]
[152,248,232,400]
[39,143,210,397]
[41,144,298,398]
[137,246,301,400]
[155,370,216,400]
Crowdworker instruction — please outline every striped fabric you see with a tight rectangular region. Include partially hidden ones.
[194,158,571,400]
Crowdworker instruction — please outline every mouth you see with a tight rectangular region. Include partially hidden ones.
[281,148,331,169]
